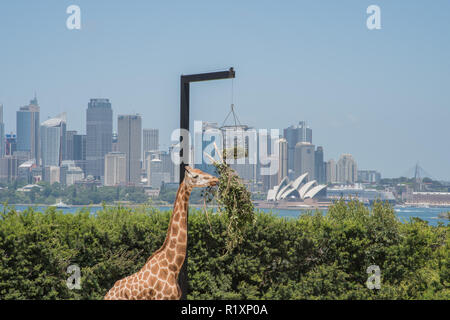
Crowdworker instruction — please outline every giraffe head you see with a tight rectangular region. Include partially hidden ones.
[184,166,219,188]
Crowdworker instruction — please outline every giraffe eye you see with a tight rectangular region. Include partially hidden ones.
[193,175,199,179]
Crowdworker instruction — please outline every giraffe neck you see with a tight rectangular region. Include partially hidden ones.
[159,180,192,273]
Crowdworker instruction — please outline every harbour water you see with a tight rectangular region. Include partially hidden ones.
[1,204,448,226]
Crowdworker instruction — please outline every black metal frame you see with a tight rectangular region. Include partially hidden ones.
[178,67,235,299]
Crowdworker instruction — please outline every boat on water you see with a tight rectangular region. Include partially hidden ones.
[51,200,71,209]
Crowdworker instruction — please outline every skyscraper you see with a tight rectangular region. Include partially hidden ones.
[118,114,142,184]
[65,130,77,160]
[73,134,87,174]
[326,159,337,184]
[314,146,326,184]
[0,156,18,182]
[16,97,40,163]
[143,129,159,153]
[148,157,164,188]
[0,104,5,157]
[86,99,113,179]
[5,134,16,156]
[336,154,358,184]
[112,132,119,152]
[284,121,312,176]
[294,141,315,180]
[40,113,66,168]
[278,138,288,184]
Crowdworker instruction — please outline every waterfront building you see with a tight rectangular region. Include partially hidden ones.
[266,172,327,202]
[86,99,113,179]
[326,184,395,204]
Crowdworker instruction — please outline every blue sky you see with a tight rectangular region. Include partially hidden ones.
[0,1,449,179]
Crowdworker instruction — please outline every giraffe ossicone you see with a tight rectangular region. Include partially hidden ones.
[104,166,219,300]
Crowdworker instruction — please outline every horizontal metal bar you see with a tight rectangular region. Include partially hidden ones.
[181,67,235,83]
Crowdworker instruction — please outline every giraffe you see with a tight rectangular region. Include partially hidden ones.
[104,166,219,300]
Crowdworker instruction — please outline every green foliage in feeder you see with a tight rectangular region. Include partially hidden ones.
[203,146,255,253]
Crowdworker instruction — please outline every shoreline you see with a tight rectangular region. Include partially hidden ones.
[4,203,450,211]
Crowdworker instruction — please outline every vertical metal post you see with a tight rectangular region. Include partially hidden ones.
[179,79,190,300]
[178,68,235,300]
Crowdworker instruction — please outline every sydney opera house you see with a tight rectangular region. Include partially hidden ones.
[266,172,327,202]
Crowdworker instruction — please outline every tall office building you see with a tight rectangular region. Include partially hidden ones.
[112,133,119,152]
[118,114,142,184]
[73,134,87,174]
[278,138,288,184]
[326,159,337,184]
[0,105,5,157]
[40,113,67,168]
[104,152,127,186]
[284,121,312,175]
[5,134,16,156]
[65,130,77,160]
[143,129,159,153]
[257,130,287,191]
[16,98,40,163]
[0,156,18,182]
[294,142,315,181]
[86,99,113,179]
[148,157,164,188]
[314,146,326,184]
[336,154,358,184]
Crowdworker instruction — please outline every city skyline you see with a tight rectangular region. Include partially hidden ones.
[0,97,444,182]
[1,1,449,179]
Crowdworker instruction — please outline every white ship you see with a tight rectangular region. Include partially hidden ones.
[51,200,70,209]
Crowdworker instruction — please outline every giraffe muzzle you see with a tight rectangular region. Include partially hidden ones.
[209,178,219,186]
